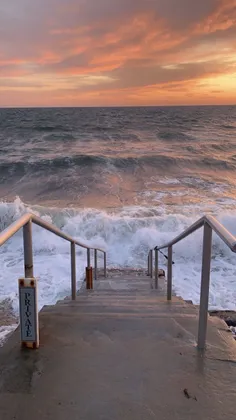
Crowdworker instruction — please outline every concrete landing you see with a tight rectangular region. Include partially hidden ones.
[0,273,236,420]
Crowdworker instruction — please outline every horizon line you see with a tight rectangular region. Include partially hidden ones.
[0,104,235,109]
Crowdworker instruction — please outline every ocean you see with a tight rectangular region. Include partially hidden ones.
[0,106,236,342]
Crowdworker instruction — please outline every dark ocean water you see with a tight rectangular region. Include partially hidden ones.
[1,106,236,208]
[1,106,236,341]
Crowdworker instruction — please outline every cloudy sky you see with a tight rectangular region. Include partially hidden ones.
[0,0,236,106]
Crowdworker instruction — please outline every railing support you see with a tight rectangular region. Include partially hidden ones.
[147,251,151,276]
[94,249,97,280]
[23,221,33,278]
[150,250,153,279]
[155,248,158,289]
[104,252,107,278]
[167,246,172,301]
[86,267,93,289]
[198,223,212,350]
[87,248,91,267]
[71,242,76,300]
[22,220,38,349]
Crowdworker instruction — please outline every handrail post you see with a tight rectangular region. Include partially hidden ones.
[167,246,172,300]
[23,220,33,278]
[150,250,153,279]
[21,220,39,349]
[87,248,91,267]
[155,248,158,289]
[198,223,212,350]
[94,249,97,280]
[71,242,76,300]
[104,252,107,278]
[147,251,150,276]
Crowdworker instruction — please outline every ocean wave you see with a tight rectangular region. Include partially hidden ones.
[33,124,73,132]
[158,130,194,142]
[0,155,107,178]
[0,154,235,180]
[221,124,236,130]
[42,133,77,141]
[1,198,236,316]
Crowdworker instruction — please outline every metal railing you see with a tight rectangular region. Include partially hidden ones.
[0,213,107,300]
[147,215,236,350]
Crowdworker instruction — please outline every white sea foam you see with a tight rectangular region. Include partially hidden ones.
[138,191,168,201]
[0,196,236,343]
[157,177,180,185]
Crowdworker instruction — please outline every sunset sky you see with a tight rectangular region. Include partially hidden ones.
[0,0,236,107]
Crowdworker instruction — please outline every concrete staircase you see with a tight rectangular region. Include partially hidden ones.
[0,271,236,420]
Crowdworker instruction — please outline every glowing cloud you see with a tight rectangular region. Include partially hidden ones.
[0,0,236,106]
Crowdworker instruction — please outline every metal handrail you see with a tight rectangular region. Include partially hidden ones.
[155,215,236,252]
[0,213,106,252]
[148,215,236,350]
[0,213,107,299]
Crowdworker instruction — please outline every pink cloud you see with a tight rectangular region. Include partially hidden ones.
[0,0,236,105]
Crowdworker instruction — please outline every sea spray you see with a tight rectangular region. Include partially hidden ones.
[1,198,236,317]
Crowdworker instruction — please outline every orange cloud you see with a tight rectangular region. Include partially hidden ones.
[0,0,236,106]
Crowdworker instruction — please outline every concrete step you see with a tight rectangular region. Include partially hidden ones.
[57,297,186,306]
[43,295,198,319]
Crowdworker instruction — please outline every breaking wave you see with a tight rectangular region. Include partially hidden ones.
[1,198,236,317]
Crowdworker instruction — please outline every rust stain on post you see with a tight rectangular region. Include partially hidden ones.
[86,267,93,289]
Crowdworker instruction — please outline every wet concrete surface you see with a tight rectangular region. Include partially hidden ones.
[0,274,236,419]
